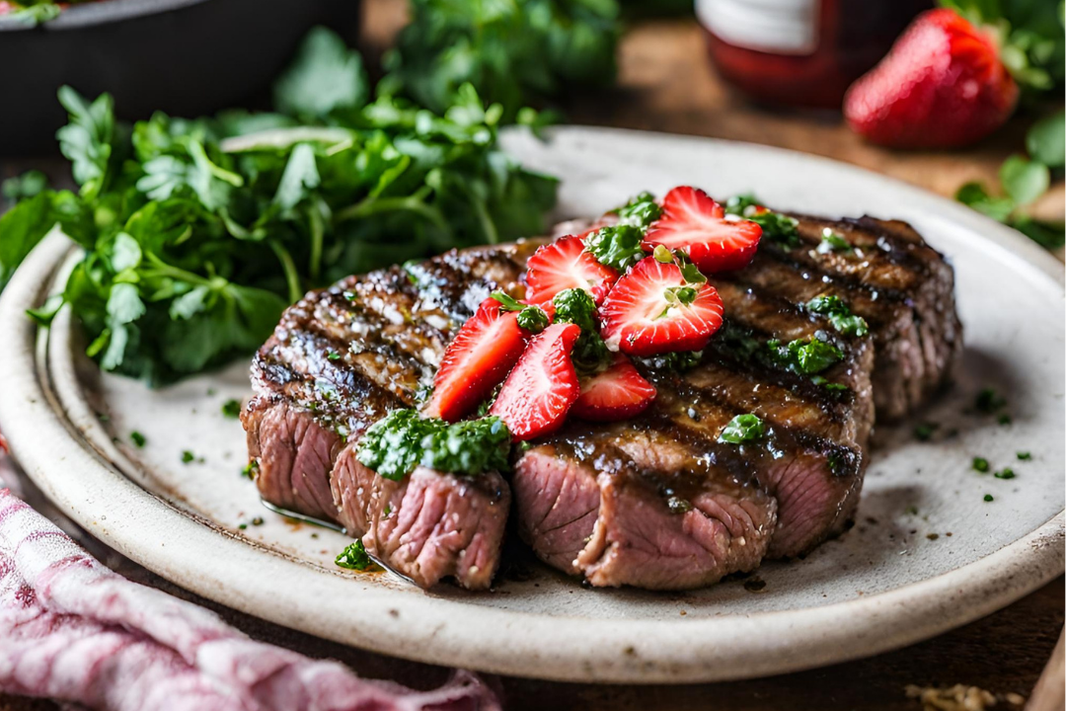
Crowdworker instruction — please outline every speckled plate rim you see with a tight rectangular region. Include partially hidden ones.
[1,128,1063,684]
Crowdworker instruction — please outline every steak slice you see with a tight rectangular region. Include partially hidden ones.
[242,243,536,589]
[514,425,777,590]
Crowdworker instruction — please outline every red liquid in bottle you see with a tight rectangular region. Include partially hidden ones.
[698,0,931,109]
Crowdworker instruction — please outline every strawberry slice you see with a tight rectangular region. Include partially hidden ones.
[424,298,527,422]
[525,235,619,306]
[489,323,581,441]
[643,186,762,273]
[600,256,724,357]
[571,354,657,422]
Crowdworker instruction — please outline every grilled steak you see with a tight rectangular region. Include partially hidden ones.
[243,208,961,591]
[241,243,536,589]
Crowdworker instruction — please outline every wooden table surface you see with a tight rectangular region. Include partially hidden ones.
[2,2,1062,709]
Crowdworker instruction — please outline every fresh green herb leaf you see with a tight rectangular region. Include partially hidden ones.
[983,494,994,502]
[993,468,1016,479]
[552,288,611,373]
[718,413,766,444]
[130,431,147,448]
[56,86,117,201]
[1017,451,1032,460]
[241,461,259,479]
[1011,216,1065,250]
[221,399,242,418]
[1,170,49,205]
[765,336,843,375]
[356,409,511,481]
[817,228,853,254]
[491,291,525,312]
[806,295,869,337]
[1000,154,1050,207]
[584,224,645,272]
[956,182,1016,222]
[335,540,379,571]
[972,456,990,472]
[725,194,801,248]
[181,450,196,464]
[1026,110,1065,168]
[273,27,369,121]
[612,191,662,229]
[10,2,60,26]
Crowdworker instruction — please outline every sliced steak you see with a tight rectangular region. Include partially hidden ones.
[243,243,537,590]
[245,205,961,591]
[515,426,777,589]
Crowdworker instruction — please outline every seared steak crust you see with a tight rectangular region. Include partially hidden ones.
[244,209,961,591]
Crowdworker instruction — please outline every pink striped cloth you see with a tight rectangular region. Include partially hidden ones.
[0,486,501,711]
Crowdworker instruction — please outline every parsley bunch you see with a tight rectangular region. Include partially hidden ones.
[382,0,621,122]
[0,28,558,385]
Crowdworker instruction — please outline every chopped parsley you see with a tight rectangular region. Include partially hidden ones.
[181,450,196,464]
[490,291,548,333]
[724,194,801,248]
[327,351,341,361]
[765,336,843,375]
[583,224,645,272]
[811,375,849,392]
[335,540,379,571]
[221,399,242,418]
[241,461,259,479]
[913,423,938,441]
[975,388,1006,413]
[611,191,662,229]
[805,295,869,337]
[356,409,511,481]
[552,288,611,373]
[718,414,766,444]
[972,456,990,472]
[817,228,853,254]
[984,494,994,502]
[993,468,1016,480]
[1017,451,1032,460]
[130,431,147,448]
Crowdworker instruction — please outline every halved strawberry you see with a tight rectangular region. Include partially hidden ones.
[424,298,527,422]
[489,323,581,441]
[643,186,762,273]
[525,235,619,306]
[600,256,724,357]
[571,353,657,422]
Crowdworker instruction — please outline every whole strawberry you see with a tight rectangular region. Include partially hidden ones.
[844,8,1018,149]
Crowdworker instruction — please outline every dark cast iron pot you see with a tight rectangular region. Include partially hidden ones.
[0,0,362,155]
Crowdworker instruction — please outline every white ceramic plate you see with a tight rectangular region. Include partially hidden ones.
[1,127,1063,684]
